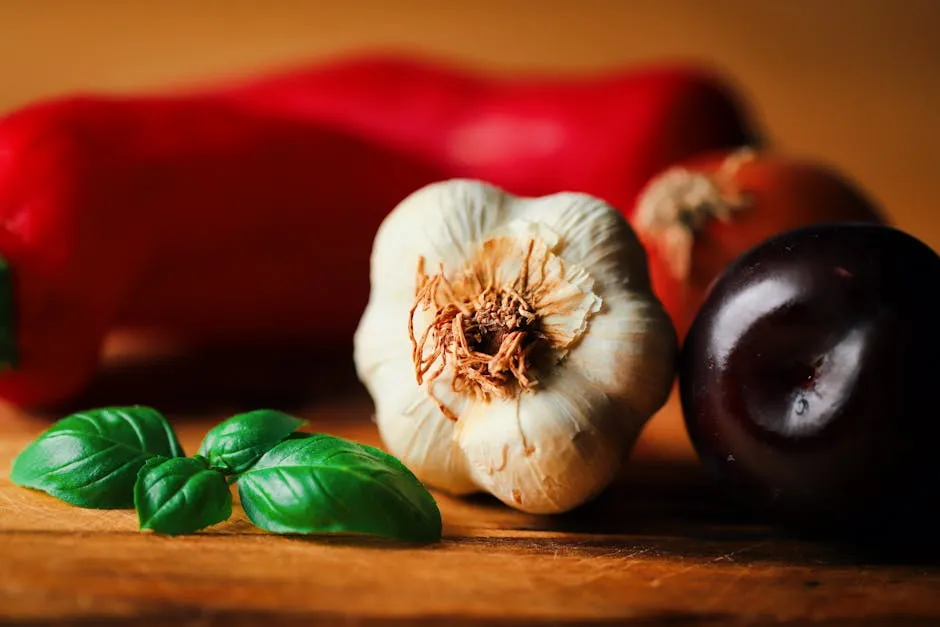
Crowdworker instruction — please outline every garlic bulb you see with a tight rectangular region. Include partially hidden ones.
[353,179,677,514]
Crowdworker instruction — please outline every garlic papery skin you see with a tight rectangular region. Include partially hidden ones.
[353,179,677,513]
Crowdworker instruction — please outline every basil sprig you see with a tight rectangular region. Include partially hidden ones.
[9,406,442,542]
[10,406,184,508]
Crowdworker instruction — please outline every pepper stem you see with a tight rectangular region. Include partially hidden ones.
[634,147,757,280]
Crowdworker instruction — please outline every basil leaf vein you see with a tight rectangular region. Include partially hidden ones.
[197,409,305,475]
[10,406,184,509]
[134,456,232,536]
[237,435,442,543]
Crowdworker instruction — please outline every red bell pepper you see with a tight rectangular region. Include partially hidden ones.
[0,52,756,408]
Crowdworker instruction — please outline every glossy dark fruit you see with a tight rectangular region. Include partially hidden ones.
[679,222,940,541]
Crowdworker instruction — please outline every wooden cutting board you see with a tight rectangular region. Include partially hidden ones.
[1,352,938,626]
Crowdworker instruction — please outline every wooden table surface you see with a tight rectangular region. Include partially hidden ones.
[1,350,938,627]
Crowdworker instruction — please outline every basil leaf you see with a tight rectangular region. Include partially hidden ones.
[237,435,442,543]
[135,456,232,535]
[197,409,305,475]
[10,406,184,508]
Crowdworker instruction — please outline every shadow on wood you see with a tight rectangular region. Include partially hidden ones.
[47,340,369,418]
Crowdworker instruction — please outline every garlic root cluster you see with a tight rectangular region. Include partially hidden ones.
[353,180,677,514]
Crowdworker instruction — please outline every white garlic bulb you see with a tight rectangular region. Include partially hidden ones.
[353,179,677,514]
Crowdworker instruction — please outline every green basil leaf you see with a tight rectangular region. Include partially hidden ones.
[134,456,232,536]
[197,409,305,475]
[237,434,442,543]
[10,406,184,508]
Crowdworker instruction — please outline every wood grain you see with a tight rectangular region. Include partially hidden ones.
[1,358,939,627]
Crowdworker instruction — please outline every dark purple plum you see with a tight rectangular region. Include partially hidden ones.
[679,222,940,541]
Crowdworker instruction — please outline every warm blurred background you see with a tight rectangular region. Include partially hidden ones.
[1,0,937,249]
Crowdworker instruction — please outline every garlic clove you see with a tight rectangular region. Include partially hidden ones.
[366,180,517,300]
[455,368,628,514]
[354,301,476,495]
[367,359,477,495]
[512,192,654,294]
[353,296,411,388]
[564,289,677,420]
